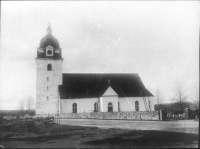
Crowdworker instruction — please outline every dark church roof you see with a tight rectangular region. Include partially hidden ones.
[59,73,154,99]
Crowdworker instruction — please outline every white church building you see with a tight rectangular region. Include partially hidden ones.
[35,26,155,116]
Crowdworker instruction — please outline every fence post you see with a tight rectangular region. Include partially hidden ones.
[59,114,60,125]
[185,108,191,119]
[159,109,166,121]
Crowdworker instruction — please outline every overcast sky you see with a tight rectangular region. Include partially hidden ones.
[0,1,199,110]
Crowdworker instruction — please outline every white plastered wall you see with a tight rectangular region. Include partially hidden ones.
[100,96,118,112]
[36,58,63,115]
[148,96,155,111]
[119,96,155,112]
[59,84,154,113]
[60,96,154,113]
[60,98,99,113]
[98,86,119,112]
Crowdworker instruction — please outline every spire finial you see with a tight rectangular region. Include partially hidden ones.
[46,22,52,34]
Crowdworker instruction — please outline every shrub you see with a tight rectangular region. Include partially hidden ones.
[11,121,47,133]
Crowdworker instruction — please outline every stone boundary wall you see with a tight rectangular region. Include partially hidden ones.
[59,111,159,121]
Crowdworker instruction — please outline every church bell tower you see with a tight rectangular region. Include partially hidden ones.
[35,25,63,115]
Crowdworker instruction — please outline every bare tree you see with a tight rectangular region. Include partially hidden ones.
[171,82,188,113]
[191,84,199,109]
[26,96,35,111]
[155,89,164,105]
[19,99,25,111]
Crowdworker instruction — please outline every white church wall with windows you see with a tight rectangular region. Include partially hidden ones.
[60,95,155,113]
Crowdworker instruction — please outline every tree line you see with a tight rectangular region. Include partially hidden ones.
[19,96,35,111]
[155,81,199,114]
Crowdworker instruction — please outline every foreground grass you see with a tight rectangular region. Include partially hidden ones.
[0,120,98,140]
[0,120,198,148]
[84,129,198,148]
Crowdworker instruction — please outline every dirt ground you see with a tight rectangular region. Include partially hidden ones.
[0,119,199,148]
[60,118,199,134]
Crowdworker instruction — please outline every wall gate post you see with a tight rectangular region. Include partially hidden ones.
[185,108,192,119]
[159,109,166,121]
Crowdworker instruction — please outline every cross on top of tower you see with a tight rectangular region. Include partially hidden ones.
[46,23,52,34]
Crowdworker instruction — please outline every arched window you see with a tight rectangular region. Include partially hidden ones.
[108,102,113,112]
[118,102,120,112]
[72,103,77,113]
[47,64,52,71]
[135,101,139,111]
[94,102,98,112]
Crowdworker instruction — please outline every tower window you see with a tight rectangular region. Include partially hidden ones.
[72,103,77,113]
[47,96,49,101]
[47,64,52,71]
[47,86,49,91]
[47,77,49,81]
[135,101,139,111]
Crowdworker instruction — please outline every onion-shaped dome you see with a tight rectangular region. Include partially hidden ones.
[37,25,62,59]
[39,26,60,49]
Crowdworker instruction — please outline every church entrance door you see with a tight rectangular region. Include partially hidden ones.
[108,102,113,112]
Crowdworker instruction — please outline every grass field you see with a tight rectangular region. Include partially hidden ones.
[0,119,198,148]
